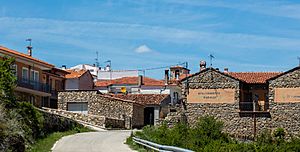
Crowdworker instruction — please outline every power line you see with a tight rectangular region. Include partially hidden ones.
[139,62,187,71]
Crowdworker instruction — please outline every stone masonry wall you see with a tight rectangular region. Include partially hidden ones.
[165,68,300,139]
[58,91,144,128]
[184,102,300,139]
[269,67,300,102]
[181,69,240,103]
[42,107,106,128]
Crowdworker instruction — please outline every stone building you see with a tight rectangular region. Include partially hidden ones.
[110,94,171,126]
[58,90,144,128]
[167,66,300,139]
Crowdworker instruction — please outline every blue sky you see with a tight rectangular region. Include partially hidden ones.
[1,0,300,79]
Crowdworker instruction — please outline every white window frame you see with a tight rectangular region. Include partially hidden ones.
[22,67,29,81]
[30,69,39,82]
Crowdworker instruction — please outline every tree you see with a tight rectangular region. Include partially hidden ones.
[0,56,17,107]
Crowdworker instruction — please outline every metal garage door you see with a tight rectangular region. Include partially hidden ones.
[67,102,88,114]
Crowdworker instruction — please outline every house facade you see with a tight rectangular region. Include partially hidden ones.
[57,90,144,128]
[65,69,94,90]
[166,65,300,139]
[110,94,171,126]
[0,46,59,107]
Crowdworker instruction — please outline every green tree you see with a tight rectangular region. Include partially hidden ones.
[0,56,17,107]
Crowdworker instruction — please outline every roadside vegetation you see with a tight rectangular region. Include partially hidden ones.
[0,57,92,152]
[127,116,300,152]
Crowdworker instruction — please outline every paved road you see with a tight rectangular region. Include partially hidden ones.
[52,130,134,152]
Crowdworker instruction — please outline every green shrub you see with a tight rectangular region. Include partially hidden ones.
[17,102,44,140]
[273,128,285,140]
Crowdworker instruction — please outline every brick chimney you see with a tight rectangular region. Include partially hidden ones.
[138,75,143,87]
[200,60,206,71]
[27,46,33,56]
[164,69,169,85]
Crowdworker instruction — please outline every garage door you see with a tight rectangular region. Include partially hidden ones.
[67,102,88,114]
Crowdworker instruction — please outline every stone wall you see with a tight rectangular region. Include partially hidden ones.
[269,67,300,102]
[58,91,144,128]
[181,69,240,103]
[38,108,83,133]
[167,102,300,139]
[42,107,106,128]
[164,68,300,139]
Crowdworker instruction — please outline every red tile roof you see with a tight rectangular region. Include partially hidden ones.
[110,94,169,105]
[95,76,165,87]
[227,72,282,84]
[0,46,54,67]
[65,69,87,79]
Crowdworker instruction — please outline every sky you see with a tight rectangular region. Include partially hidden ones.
[1,0,300,79]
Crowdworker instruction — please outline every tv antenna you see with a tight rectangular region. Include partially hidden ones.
[26,38,32,46]
[209,54,215,67]
[95,51,100,67]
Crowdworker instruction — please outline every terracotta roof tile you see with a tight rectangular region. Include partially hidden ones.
[65,69,87,79]
[95,76,165,87]
[110,94,170,105]
[0,46,54,67]
[227,72,282,84]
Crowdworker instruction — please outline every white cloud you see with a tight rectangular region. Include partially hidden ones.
[134,44,153,53]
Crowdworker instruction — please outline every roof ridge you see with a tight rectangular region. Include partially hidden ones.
[0,45,54,67]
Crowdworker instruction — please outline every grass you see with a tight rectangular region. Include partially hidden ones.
[125,135,147,152]
[28,127,93,152]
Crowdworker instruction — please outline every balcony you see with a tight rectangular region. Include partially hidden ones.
[16,77,50,93]
[239,101,270,117]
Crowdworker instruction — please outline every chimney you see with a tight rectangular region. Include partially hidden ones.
[27,46,33,56]
[164,69,169,85]
[175,70,179,80]
[200,60,206,71]
[138,75,143,87]
[224,68,229,73]
[61,65,67,70]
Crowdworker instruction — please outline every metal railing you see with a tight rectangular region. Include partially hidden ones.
[17,77,50,93]
[239,101,268,112]
[133,137,194,152]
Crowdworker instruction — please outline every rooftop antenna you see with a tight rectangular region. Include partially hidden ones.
[26,38,32,46]
[95,51,100,67]
[209,54,215,67]
[26,38,33,56]
[298,56,300,66]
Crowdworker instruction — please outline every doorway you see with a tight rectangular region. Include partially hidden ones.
[144,107,154,126]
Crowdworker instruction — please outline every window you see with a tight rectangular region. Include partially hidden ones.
[30,70,39,82]
[22,67,29,81]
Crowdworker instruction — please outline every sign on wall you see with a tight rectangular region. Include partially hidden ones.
[187,89,236,103]
[274,88,300,102]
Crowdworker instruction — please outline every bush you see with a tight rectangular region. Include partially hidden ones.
[17,102,44,140]
[273,128,285,140]
[0,104,26,152]
[130,116,300,152]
